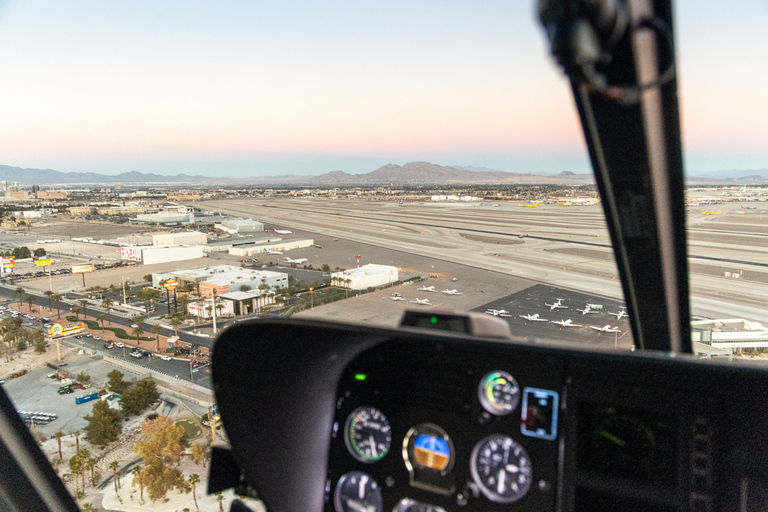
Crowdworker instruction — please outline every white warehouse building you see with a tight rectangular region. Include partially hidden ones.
[121,245,204,265]
[152,231,207,246]
[331,264,398,291]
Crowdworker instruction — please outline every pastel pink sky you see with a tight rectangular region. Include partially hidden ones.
[0,0,765,176]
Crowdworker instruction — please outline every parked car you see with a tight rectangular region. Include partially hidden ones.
[160,355,171,361]
[130,352,142,358]
[104,343,114,349]
[115,342,124,348]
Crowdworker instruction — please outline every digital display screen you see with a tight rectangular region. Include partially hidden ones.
[578,404,678,485]
[521,387,559,440]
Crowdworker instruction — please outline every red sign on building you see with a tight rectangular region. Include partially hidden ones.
[121,246,142,262]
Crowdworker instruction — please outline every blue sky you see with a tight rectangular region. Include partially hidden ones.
[0,0,765,177]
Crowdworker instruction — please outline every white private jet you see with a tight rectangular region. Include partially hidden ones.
[551,319,582,327]
[576,306,600,315]
[284,257,308,264]
[441,289,463,295]
[519,314,549,322]
[545,299,567,310]
[484,309,512,317]
[417,285,437,292]
[411,298,432,305]
[265,250,283,255]
[590,325,622,333]
[608,307,628,319]
[391,296,406,301]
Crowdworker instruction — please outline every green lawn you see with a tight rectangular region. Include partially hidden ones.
[65,316,153,341]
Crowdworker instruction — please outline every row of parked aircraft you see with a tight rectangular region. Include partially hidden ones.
[541,299,629,319]
[487,309,622,332]
[416,285,463,295]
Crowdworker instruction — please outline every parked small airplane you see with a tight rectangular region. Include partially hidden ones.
[518,203,538,208]
[391,296,406,301]
[284,257,308,264]
[586,303,603,310]
[577,306,600,315]
[484,309,511,317]
[417,285,437,292]
[590,325,622,332]
[551,319,582,327]
[742,204,757,210]
[545,299,567,310]
[702,209,721,215]
[441,289,463,295]
[265,250,283,255]
[411,298,432,305]
[608,307,628,319]
[519,313,549,322]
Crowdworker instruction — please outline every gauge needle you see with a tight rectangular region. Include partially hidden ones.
[498,469,506,494]
[369,436,377,457]
[359,475,367,499]
[346,499,367,512]
[598,429,626,447]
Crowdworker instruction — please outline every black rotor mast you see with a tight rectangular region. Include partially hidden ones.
[538,0,691,352]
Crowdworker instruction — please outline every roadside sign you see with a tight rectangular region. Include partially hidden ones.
[163,279,179,291]
[34,259,53,267]
[1,257,16,268]
[72,264,95,274]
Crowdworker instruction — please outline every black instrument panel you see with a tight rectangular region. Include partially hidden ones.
[211,319,768,512]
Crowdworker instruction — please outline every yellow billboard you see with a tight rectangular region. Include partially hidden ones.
[34,259,53,267]
[48,322,85,338]
[72,264,95,274]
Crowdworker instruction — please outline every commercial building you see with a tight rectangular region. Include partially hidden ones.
[134,208,195,225]
[331,264,398,290]
[228,238,314,257]
[691,319,768,351]
[70,207,97,216]
[215,217,264,234]
[152,231,207,246]
[121,245,203,265]
[188,290,275,318]
[202,236,283,254]
[154,265,288,298]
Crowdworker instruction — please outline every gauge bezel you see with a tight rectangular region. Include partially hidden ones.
[343,405,392,463]
[470,434,533,504]
[333,471,383,512]
[478,370,521,416]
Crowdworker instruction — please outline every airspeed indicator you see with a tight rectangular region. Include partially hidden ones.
[345,406,392,463]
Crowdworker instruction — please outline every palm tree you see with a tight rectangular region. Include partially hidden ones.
[78,299,89,319]
[85,457,97,486]
[53,431,65,460]
[15,286,24,307]
[216,491,224,512]
[101,298,113,324]
[52,293,63,318]
[73,429,82,452]
[131,465,144,501]
[44,290,53,311]
[72,306,81,319]
[170,314,182,337]
[132,325,144,344]
[109,461,120,495]
[80,504,97,512]
[26,294,35,313]
[188,473,200,510]
[97,313,107,327]
[152,323,162,351]
[216,303,224,317]
[76,448,89,490]
[177,294,190,318]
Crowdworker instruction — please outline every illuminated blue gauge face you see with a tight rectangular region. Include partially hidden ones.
[478,371,521,416]
[344,406,392,463]
[333,471,383,512]
[470,434,533,504]
[393,498,446,512]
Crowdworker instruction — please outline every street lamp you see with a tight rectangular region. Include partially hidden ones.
[309,287,314,309]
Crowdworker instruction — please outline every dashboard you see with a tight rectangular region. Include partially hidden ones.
[211,318,768,512]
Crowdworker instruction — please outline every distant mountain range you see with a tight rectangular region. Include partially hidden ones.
[1,162,766,186]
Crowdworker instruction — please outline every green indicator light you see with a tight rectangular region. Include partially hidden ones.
[354,373,367,381]
[430,316,438,325]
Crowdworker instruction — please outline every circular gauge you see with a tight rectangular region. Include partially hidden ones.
[403,424,454,473]
[334,471,383,512]
[470,434,533,504]
[478,371,520,416]
[393,498,446,512]
[344,406,392,463]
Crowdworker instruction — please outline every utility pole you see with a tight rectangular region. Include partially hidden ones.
[122,275,127,305]
[211,290,217,335]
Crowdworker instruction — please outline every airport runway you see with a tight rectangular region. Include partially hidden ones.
[200,198,768,325]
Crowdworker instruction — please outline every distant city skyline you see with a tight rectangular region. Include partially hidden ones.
[0,1,765,178]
